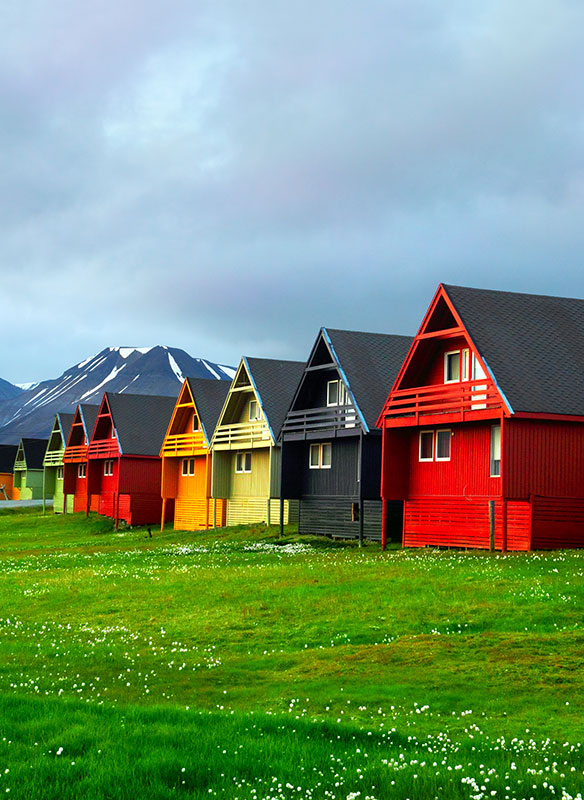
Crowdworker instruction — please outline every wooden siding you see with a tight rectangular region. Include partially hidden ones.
[12,469,44,500]
[298,497,400,541]
[531,496,584,549]
[504,419,584,499]
[231,448,270,498]
[118,457,161,496]
[52,472,65,513]
[226,497,297,526]
[0,472,14,500]
[174,498,226,531]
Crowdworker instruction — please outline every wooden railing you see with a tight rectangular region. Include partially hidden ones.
[43,450,64,467]
[88,440,120,458]
[63,445,88,463]
[212,421,272,448]
[381,380,501,424]
[281,405,359,437]
[161,432,208,456]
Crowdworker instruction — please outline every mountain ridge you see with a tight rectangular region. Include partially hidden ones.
[0,346,235,444]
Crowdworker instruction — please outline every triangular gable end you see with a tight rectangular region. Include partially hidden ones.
[211,359,275,447]
[90,394,122,455]
[377,284,512,426]
[46,416,64,454]
[14,441,26,470]
[160,379,212,454]
[66,406,85,450]
[285,328,367,433]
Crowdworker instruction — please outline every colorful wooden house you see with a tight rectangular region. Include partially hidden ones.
[43,413,75,513]
[12,439,49,500]
[86,392,175,527]
[63,404,100,514]
[0,445,17,500]
[378,283,584,551]
[280,328,412,542]
[160,377,230,531]
[211,357,305,526]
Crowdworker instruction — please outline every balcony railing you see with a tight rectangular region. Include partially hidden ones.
[212,420,272,449]
[381,380,501,425]
[63,445,88,463]
[281,405,359,437]
[43,450,64,467]
[88,439,120,458]
[161,432,208,456]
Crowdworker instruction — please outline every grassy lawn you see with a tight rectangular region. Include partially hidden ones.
[0,507,583,798]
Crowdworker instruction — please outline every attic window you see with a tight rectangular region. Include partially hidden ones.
[192,415,200,432]
[327,380,347,407]
[249,400,260,421]
[111,427,116,439]
[444,351,461,383]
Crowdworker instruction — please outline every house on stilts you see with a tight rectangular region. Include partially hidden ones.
[43,412,75,513]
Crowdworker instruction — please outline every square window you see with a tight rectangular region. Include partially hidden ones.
[236,452,252,473]
[419,431,434,461]
[490,425,501,477]
[436,429,451,461]
[444,351,461,383]
[182,458,195,476]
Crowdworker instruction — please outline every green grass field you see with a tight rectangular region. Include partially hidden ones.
[0,507,583,799]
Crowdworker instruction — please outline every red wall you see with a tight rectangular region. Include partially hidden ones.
[504,419,584,499]
[420,336,468,386]
[118,457,161,495]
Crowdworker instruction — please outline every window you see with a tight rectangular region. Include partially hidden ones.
[78,463,86,479]
[309,442,332,469]
[326,380,347,407]
[192,415,200,432]
[57,466,64,480]
[419,431,434,461]
[182,458,195,476]
[104,460,114,476]
[419,429,451,461]
[436,429,451,461]
[249,400,260,421]
[235,452,252,473]
[111,427,116,439]
[490,425,501,477]
[444,351,461,383]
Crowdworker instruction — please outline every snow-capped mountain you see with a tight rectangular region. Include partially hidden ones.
[0,346,235,444]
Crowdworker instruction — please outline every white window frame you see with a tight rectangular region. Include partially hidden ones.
[182,458,195,476]
[78,463,86,479]
[435,429,452,462]
[309,442,332,469]
[235,452,252,473]
[192,415,200,432]
[444,350,461,383]
[248,400,260,421]
[326,380,339,407]
[57,466,64,480]
[419,430,434,462]
[461,348,469,381]
[490,424,501,477]
[104,460,114,477]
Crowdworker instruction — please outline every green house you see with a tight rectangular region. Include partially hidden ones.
[13,438,49,501]
[43,413,75,513]
[211,357,305,526]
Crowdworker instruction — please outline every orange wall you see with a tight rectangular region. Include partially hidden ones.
[0,472,13,500]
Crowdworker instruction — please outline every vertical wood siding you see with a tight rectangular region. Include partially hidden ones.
[231,449,270,497]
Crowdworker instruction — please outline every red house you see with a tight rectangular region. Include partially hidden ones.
[86,392,175,527]
[63,404,99,513]
[378,284,584,552]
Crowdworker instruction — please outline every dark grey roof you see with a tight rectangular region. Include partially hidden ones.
[443,284,584,416]
[20,439,49,470]
[80,404,100,440]
[245,357,306,440]
[105,393,176,456]
[325,328,413,430]
[56,413,75,443]
[185,377,230,444]
[0,445,17,473]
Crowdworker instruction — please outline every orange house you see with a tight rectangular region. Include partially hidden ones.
[0,445,17,500]
[160,377,230,531]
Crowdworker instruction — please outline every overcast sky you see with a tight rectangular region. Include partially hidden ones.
[2,1,584,383]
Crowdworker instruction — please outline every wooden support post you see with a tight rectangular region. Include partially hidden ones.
[501,499,508,553]
[279,441,285,538]
[115,492,120,531]
[213,498,217,529]
[205,454,210,530]
[381,498,388,551]
[161,498,166,532]
[42,470,46,515]
[358,433,364,548]
[489,500,495,552]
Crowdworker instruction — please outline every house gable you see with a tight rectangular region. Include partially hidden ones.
[211,359,273,450]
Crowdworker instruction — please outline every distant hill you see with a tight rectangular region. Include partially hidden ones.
[0,378,23,402]
[0,346,235,444]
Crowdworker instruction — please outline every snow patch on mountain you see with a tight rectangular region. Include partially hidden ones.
[167,354,184,382]
[79,365,126,400]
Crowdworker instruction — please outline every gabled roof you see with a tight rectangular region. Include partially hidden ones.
[18,439,49,470]
[184,377,230,444]
[323,328,413,431]
[0,445,17,473]
[56,413,75,444]
[442,284,584,416]
[80,404,99,439]
[103,393,176,456]
[244,357,306,441]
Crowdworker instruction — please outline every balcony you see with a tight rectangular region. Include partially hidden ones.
[281,405,359,439]
[380,380,502,427]
[63,445,88,463]
[161,432,208,457]
[43,450,64,467]
[212,420,273,449]
[88,439,120,458]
